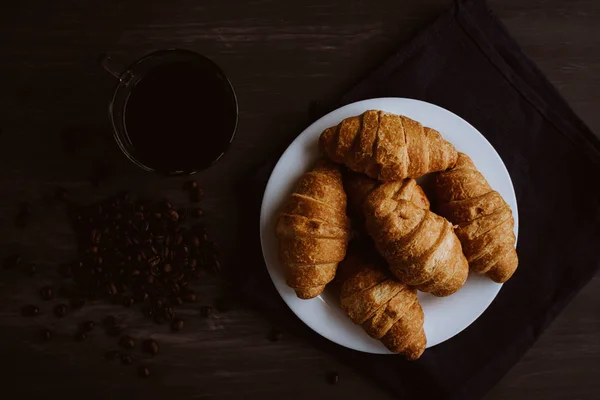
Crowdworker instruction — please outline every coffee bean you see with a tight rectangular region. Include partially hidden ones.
[209,258,221,274]
[105,350,120,360]
[171,318,184,332]
[142,339,159,356]
[267,328,283,342]
[81,320,95,332]
[183,180,198,191]
[55,187,69,202]
[138,365,151,378]
[122,296,135,307]
[171,296,183,306]
[119,335,136,350]
[167,210,179,222]
[120,354,133,365]
[183,292,197,303]
[177,207,189,222]
[22,304,39,317]
[191,208,203,218]
[326,372,339,385]
[163,307,175,321]
[134,291,148,303]
[199,306,212,318]
[39,286,54,301]
[40,329,53,342]
[74,331,87,341]
[3,254,22,270]
[53,303,68,318]
[105,282,117,297]
[191,236,201,248]
[190,187,203,203]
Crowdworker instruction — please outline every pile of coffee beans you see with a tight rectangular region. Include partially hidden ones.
[3,182,224,379]
[60,188,220,325]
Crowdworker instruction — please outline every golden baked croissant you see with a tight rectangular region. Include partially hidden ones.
[434,153,518,283]
[320,110,458,181]
[339,248,426,360]
[276,161,351,299]
[363,180,469,296]
[344,171,430,217]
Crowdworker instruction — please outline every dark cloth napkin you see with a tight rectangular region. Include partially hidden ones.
[234,0,600,399]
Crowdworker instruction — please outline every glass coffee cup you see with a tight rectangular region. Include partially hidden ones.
[102,49,238,175]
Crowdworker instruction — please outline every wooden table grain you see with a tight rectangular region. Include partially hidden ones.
[0,0,598,399]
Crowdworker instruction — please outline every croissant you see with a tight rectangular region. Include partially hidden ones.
[276,161,351,299]
[363,180,469,296]
[320,110,458,181]
[434,153,518,283]
[344,171,430,217]
[339,248,426,360]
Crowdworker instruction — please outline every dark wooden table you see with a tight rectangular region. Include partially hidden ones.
[0,0,598,399]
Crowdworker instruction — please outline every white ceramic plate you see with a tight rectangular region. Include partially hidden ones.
[260,98,518,354]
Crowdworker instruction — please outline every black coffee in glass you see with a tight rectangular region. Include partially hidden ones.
[109,50,238,175]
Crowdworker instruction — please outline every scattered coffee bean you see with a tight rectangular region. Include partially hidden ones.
[74,331,87,341]
[142,339,159,356]
[39,286,54,301]
[189,187,203,203]
[120,354,133,365]
[15,201,32,227]
[327,372,339,385]
[166,210,179,222]
[199,305,212,318]
[3,254,22,270]
[122,296,135,307]
[81,320,95,332]
[191,208,203,218]
[138,365,151,378]
[183,180,198,191]
[183,292,197,303]
[24,264,37,276]
[53,303,68,318]
[105,350,120,360]
[267,328,283,342]
[22,304,39,317]
[171,296,183,306]
[119,335,136,350]
[40,329,53,342]
[171,318,184,332]
[55,187,69,202]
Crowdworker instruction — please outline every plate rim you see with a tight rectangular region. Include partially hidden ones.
[259,97,518,354]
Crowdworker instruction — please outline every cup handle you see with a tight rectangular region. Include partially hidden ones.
[98,54,124,79]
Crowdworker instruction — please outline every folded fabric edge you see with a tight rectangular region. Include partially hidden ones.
[456,0,600,167]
